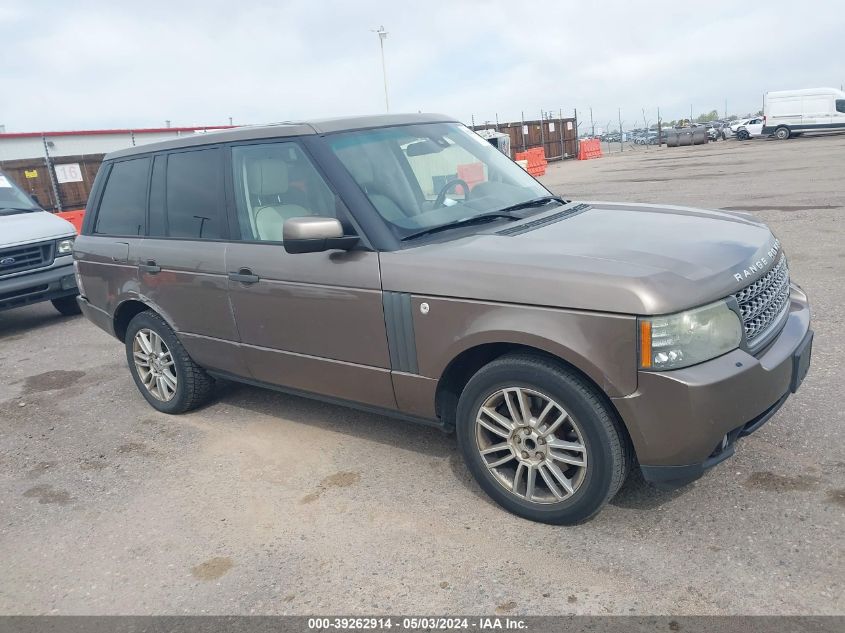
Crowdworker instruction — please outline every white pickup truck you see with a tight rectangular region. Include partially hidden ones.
[0,170,80,315]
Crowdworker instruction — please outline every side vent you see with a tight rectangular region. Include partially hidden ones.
[382,291,419,374]
[496,203,591,236]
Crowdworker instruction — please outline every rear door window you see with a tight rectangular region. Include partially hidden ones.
[94,157,150,236]
[165,148,223,239]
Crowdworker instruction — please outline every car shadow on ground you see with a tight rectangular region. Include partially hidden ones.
[219,379,689,515]
[0,304,78,340]
[217,379,453,459]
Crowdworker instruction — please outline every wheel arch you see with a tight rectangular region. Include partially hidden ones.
[434,341,634,455]
[113,298,171,342]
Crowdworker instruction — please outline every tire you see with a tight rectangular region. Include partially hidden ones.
[124,310,214,414]
[51,295,81,316]
[455,353,632,525]
[737,129,750,141]
[774,126,791,140]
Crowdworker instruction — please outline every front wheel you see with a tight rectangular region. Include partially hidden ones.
[774,126,791,140]
[125,310,214,414]
[51,295,81,316]
[456,354,632,524]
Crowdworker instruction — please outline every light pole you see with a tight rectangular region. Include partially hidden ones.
[371,25,389,112]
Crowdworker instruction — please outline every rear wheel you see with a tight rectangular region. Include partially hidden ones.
[51,295,81,316]
[125,310,214,414]
[456,354,632,524]
[737,128,750,141]
[774,126,791,140]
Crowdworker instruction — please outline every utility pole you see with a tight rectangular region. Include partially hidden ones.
[520,111,526,151]
[539,109,545,154]
[371,26,390,112]
[558,108,564,158]
[642,108,649,149]
[657,106,662,146]
[42,135,62,213]
[573,108,579,158]
[618,108,623,152]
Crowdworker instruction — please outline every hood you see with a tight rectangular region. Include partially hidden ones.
[380,201,782,315]
[1,210,76,247]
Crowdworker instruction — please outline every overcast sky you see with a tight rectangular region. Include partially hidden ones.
[2,0,843,133]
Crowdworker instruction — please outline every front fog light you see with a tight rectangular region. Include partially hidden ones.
[57,238,74,254]
[639,300,742,370]
[61,274,77,290]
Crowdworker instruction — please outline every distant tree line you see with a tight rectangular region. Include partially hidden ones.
[662,108,764,127]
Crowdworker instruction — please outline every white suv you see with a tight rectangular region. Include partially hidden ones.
[736,118,765,140]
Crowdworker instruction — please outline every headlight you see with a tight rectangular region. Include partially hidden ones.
[639,300,742,370]
[56,238,74,255]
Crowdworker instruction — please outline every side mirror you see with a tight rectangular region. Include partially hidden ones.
[283,216,359,254]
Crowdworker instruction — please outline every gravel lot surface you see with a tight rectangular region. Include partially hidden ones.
[1,134,843,615]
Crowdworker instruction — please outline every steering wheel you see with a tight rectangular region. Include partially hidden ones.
[433,179,471,208]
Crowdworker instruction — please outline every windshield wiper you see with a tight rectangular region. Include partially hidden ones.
[495,195,567,214]
[401,212,519,241]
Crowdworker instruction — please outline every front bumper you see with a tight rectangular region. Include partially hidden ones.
[0,262,77,312]
[612,284,812,487]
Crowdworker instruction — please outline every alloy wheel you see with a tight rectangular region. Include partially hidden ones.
[132,328,178,401]
[475,387,588,504]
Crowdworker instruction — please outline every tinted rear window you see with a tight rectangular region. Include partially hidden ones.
[165,149,222,239]
[94,158,150,236]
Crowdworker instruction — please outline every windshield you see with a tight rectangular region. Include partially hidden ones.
[327,122,550,239]
[0,172,40,214]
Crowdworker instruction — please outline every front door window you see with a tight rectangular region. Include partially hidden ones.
[231,142,336,242]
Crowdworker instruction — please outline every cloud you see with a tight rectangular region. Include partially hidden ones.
[1,0,843,132]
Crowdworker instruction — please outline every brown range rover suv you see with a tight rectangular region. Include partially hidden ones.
[74,114,813,524]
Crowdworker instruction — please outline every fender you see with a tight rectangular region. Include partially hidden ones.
[410,295,638,399]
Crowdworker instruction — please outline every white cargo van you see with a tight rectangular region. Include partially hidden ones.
[0,169,80,315]
[763,87,845,139]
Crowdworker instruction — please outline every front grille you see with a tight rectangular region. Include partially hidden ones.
[0,241,54,277]
[734,255,790,346]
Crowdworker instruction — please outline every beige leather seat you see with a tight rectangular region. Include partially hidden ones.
[336,151,409,223]
[245,158,310,241]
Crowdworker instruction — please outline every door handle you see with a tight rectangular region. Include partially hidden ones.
[228,268,260,284]
[139,260,161,274]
